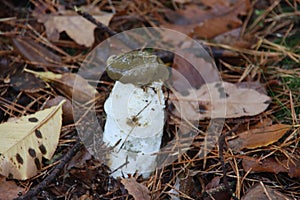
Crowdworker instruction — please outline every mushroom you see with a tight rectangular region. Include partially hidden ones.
[103,51,169,178]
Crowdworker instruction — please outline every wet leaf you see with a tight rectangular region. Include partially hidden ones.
[121,178,151,200]
[228,124,290,151]
[0,101,64,180]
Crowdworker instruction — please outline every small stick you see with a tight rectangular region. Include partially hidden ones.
[15,140,82,200]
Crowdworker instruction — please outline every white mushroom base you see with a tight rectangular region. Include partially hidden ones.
[103,81,165,178]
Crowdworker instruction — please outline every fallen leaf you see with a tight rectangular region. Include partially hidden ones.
[171,51,220,93]
[241,183,292,200]
[121,178,151,200]
[228,124,290,151]
[0,175,25,199]
[33,6,113,47]
[242,156,300,178]
[12,37,62,70]
[10,72,46,93]
[242,156,288,174]
[160,0,250,39]
[45,95,74,124]
[25,69,101,103]
[0,101,64,180]
[170,81,271,120]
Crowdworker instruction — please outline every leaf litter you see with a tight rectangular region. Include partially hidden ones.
[0,0,299,199]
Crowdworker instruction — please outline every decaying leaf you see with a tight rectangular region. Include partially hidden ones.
[33,6,113,47]
[241,183,292,200]
[170,81,271,120]
[25,69,101,103]
[121,178,151,200]
[228,124,290,151]
[0,175,25,199]
[0,101,64,180]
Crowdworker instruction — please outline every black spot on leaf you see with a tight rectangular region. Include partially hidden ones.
[39,144,47,155]
[28,148,36,158]
[35,130,42,138]
[199,104,208,114]
[8,173,14,179]
[28,117,38,122]
[16,153,23,165]
[34,158,41,170]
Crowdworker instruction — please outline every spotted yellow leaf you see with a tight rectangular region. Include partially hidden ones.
[0,101,64,180]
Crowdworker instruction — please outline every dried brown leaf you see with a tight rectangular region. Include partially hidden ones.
[160,0,250,39]
[45,96,73,124]
[242,157,288,174]
[0,175,25,199]
[33,7,113,47]
[228,124,290,151]
[171,52,220,93]
[241,183,292,200]
[121,178,151,200]
[171,81,270,120]
[12,37,62,69]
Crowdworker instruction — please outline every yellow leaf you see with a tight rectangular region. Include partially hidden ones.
[0,101,64,180]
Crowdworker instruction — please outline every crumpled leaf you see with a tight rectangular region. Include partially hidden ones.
[33,6,113,47]
[241,183,292,200]
[170,81,271,120]
[0,175,25,199]
[228,124,290,151]
[0,101,64,180]
[121,178,151,200]
[10,72,46,93]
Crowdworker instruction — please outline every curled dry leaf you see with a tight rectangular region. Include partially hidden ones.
[25,69,101,103]
[121,178,151,200]
[170,81,271,120]
[33,6,113,47]
[0,101,64,180]
[228,124,290,151]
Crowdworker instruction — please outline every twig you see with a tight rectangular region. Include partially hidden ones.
[218,122,241,200]
[76,9,117,36]
[15,140,83,200]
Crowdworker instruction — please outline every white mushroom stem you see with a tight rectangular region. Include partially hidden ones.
[103,81,165,178]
